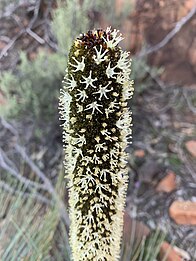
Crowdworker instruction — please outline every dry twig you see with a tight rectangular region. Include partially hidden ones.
[0,118,70,227]
[26,28,45,44]
[0,180,51,205]
[137,5,196,58]
[14,144,70,227]
[183,88,196,114]
[0,0,43,60]
[0,30,25,60]
[0,147,46,191]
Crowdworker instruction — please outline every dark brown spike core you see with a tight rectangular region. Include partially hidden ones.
[77,29,112,49]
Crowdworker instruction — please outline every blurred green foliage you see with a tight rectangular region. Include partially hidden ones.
[0,51,65,120]
[0,0,93,122]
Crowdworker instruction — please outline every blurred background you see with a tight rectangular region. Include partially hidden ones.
[0,0,195,260]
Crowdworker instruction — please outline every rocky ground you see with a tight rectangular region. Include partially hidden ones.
[126,82,196,260]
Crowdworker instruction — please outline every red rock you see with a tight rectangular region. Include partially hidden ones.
[185,140,196,158]
[188,39,196,70]
[156,171,177,193]
[169,201,196,225]
[134,149,145,158]
[159,241,182,261]
[0,41,7,49]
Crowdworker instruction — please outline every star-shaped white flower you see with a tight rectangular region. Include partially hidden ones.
[93,82,113,100]
[85,101,103,114]
[72,134,86,147]
[92,154,102,164]
[93,45,108,64]
[69,56,85,72]
[109,99,119,109]
[85,213,95,225]
[100,169,110,182]
[106,62,118,79]
[62,74,77,91]
[92,202,104,213]
[80,70,97,89]
[105,107,114,119]
[110,148,119,159]
[81,156,92,166]
[75,90,88,102]
[95,143,106,152]
[101,129,113,141]
[104,27,124,49]
[59,89,72,105]
[117,51,131,71]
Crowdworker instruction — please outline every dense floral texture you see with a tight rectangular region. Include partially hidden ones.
[59,27,134,261]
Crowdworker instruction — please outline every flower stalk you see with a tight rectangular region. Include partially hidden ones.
[59,27,134,261]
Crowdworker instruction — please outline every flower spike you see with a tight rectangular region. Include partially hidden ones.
[59,28,134,261]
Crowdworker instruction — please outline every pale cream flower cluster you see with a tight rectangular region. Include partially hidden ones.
[59,27,134,261]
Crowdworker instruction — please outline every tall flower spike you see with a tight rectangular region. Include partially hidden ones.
[59,27,134,261]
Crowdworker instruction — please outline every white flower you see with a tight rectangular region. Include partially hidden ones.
[106,62,118,79]
[72,134,86,147]
[102,154,109,162]
[62,74,77,91]
[110,148,119,159]
[95,183,110,194]
[85,214,95,225]
[95,143,106,152]
[80,70,97,89]
[122,80,134,100]
[93,45,108,64]
[101,129,113,141]
[93,203,103,213]
[116,73,126,84]
[117,51,131,71]
[105,108,114,119]
[109,99,119,109]
[101,129,111,136]
[80,225,92,241]
[104,28,124,49]
[59,89,72,122]
[75,90,88,102]
[85,101,103,114]
[100,169,110,182]
[76,104,83,113]
[81,156,92,166]
[72,147,83,157]
[110,159,118,169]
[116,111,132,129]
[79,174,96,191]
[93,82,113,100]
[92,154,102,164]
[69,56,85,72]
